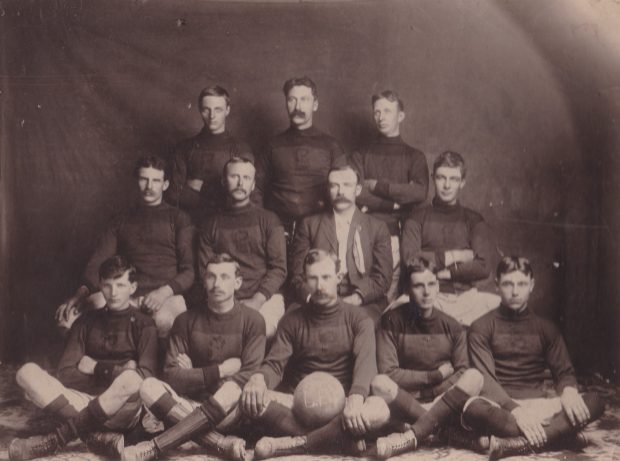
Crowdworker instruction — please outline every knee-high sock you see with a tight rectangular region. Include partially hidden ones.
[388,389,427,423]
[44,395,79,419]
[56,399,109,443]
[411,386,470,441]
[153,397,226,453]
[259,401,306,436]
[543,392,605,443]
[306,416,349,454]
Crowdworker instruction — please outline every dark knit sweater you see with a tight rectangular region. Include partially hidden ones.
[255,126,346,223]
[350,135,429,235]
[377,304,468,401]
[259,300,377,398]
[401,198,493,293]
[167,129,254,215]
[83,202,195,297]
[198,204,287,300]
[163,302,266,400]
[57,306,157,394]
[468,305,578,411]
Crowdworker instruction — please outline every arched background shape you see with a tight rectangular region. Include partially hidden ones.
[1,0,619,380]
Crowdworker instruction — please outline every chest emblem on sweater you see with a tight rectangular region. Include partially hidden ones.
[295,148,311,168]
[231,229,252,254]
[205,335,226,359]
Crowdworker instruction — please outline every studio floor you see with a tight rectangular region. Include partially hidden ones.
[1,364,619,461]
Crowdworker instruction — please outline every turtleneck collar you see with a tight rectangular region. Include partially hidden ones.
[407,303,436,324]
[431,196,461,213]
[376,134,403,145]
[287,125,319,136]
[226,202,254,215]
[498,303,530,319]
[305,298,341,320]
[197,127,229,139]
[103,305,133,316]
[203,301,241,320]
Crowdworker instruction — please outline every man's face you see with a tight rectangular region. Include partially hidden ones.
[286,85,318,130]
[138,167,169,206]
[408,269,439,311]
[497,270,535,312]
[200,95,230,134]
[373,98,404,137]
[305,257,341,308]
[433,166,465,205]
[224,161,255,205]
[328,168,361,213]
[204,262,242,305]
[100,270,137,311]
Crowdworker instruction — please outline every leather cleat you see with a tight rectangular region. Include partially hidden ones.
[122,440,159,461]
[253,436,307,459]
[376,430,418,459]
[85,431,124,459]
[213,434,246,461]
[489,435,537,461]
[9,433,62,461]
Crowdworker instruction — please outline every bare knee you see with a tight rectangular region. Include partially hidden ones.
[371,374,398,402]
[213,381,242,413]
[361,396,391,429]
[109,370,143,398]
[457,369,484,396]
[139,377,169,406]
[16,363,45,390]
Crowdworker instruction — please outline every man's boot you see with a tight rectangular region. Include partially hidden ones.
[9,433,64,461]
[439,425,490,453]
[489,435,539,460]
[253,436,307,459]
[85,432,124,459]
[375,429,418,459]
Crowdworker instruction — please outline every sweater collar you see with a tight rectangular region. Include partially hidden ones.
[203,301,242,320]
[431,196,461,213]
[197,127,230,139]
[407,303,436,324]
[304,298,341,319]
[498,303,530,319]
[376,134,404,145]
[226,202,254,215]
[287,125,319,137]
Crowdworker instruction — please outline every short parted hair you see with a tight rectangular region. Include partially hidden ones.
[496,256,534,280]
[372,90,404,112]
[198,85,230,108]
[432,151,467,179]
[206,252,241,277]
[99,255,137,283]
[222,156,255,178]
[133,155,170,181]
[282,76,318,99]
[403,257,437,283]
[327,164,362,184]
[303,249,340,274]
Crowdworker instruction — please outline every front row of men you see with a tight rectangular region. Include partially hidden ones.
[11,251,604,461]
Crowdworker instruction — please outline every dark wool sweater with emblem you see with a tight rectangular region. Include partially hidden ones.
[57,306,158,394]
[401,198,493,293]
[350,135,429,235]
[198,203,287,300]
[259,300,377,397]
[468,304,578,411]
[255,126,347,223]
[163,302,266,400]
[82,202,195,297]
[167,129,254,216]
[377,303,468,402]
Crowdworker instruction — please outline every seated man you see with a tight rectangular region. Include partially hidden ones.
[400,151,499,325]
[10,256,158,461]
[372,257,485,459]
[122,253,266,461]
[56,155,195,339]
[240,249,389,458]
[166,85,254,219]
[465,256,605,460]
[199,157,286,338]
[290,165,392,323]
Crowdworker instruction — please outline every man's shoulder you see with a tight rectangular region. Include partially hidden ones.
[380,305,408,329]
[408,203,433,222]
[237,304,267,325]
[459,205,486,224]
[433,308,463,331]
[127,307,157,328]
[470,307,501,332]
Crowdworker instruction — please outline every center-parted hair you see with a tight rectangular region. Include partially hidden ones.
[133,155,170,181]
[283,76,318,99]
[303,248,341,274]
[403,257,437,283]
[222,156,256,179]
[371,90,404,112]
[496,256,534,279]
[205,252,242,277]
[198,85,231,108]
[99,255,137,283]
[432,151,467,179]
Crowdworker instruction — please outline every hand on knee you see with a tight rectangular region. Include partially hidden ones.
[456,369,484,396]
[371,375,398,403]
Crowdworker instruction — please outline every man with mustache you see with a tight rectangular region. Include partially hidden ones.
[350,90,429,303]
[198,157,287,338]
[167,85,254,221]
[289,165,392,323]
[55,156,194,340]
[255,76,347,240]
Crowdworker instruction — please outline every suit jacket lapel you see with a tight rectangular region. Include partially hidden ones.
[320,212,338,254]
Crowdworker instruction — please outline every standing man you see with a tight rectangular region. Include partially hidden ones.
[255,76,347,239]
[290,165,392,323]
[167,85,254,219]
[372,257,485,458]
[464,256,604,460]
[10,256,158,461]
[199,157,287,338]
[240,249,388,458]
[350,90,429,302]
[56,156,194,339]
[400,151,499,325]
[122,254,266,461]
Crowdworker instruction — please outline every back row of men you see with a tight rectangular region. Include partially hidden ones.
[57,76,498,340]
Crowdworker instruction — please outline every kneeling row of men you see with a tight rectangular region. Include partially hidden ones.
[11,251,604,461]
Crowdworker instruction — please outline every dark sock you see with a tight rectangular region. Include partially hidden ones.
[462,399,520,437]
[45,395,79,419]
[306,416,349,454]
[543,392,605,443]
[55,398,108,443]
[411,386,469,441]
[259,402,306,436]
[149,393,181,426]
[389,389,427,422]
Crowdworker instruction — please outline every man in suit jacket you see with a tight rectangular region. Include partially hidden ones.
[290,165,392,323]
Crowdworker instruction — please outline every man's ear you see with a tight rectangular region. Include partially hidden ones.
[234,275,243,291]
[336,272,344,283]
[529,278,535,293]
[225,105,231,117]
[129,282,138,297]
[459,178,466,190]
[313,98,319,112]
[355,183,362,197]
[398,111,405,123]
[163,180,170,192]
